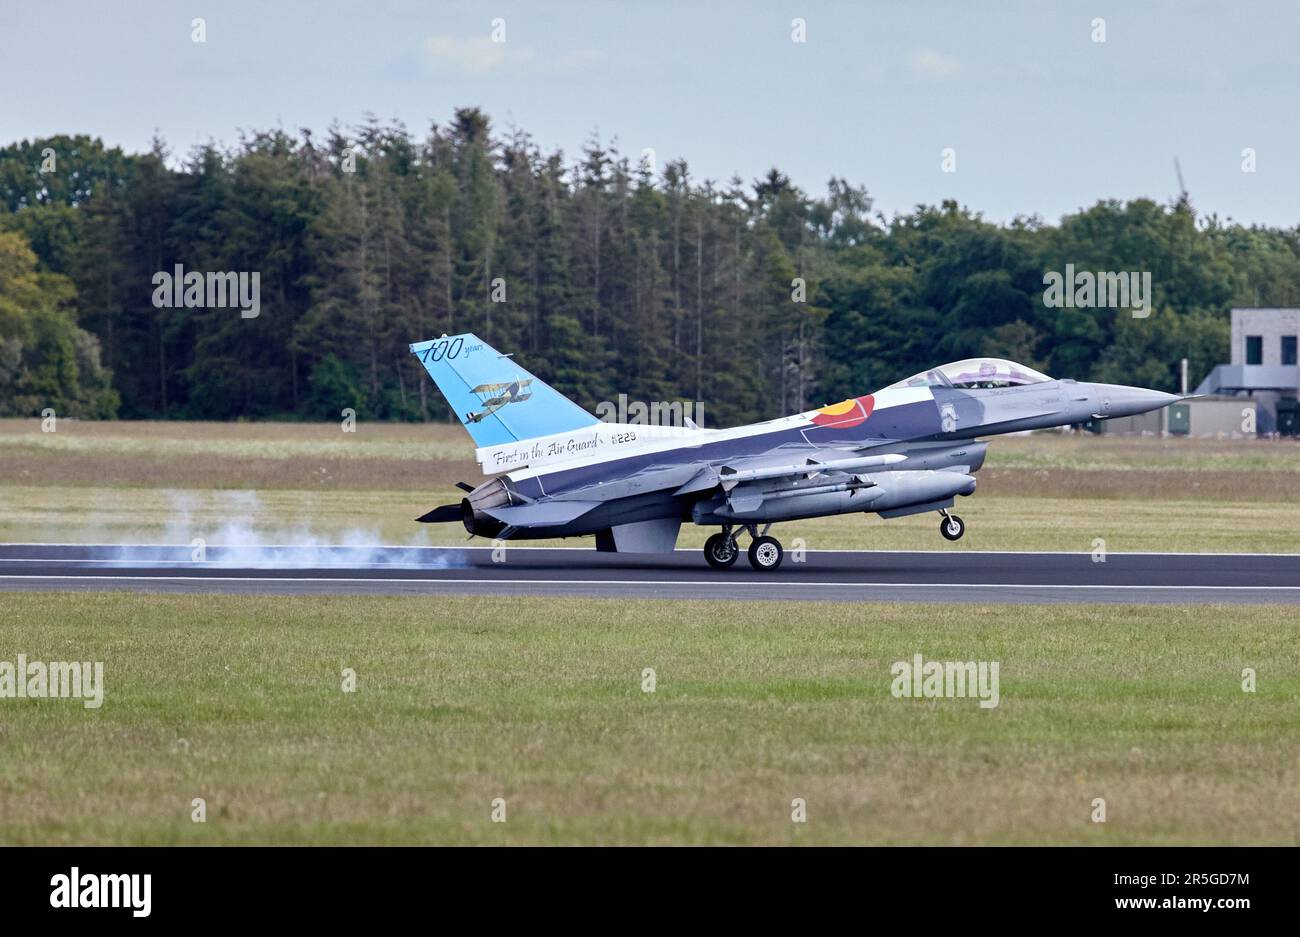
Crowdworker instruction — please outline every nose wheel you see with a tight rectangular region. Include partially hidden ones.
[747,535,784,571]
[939,510,965,541]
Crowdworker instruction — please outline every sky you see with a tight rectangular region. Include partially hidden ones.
[2,0,1297,227]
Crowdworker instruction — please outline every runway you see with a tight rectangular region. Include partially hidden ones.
[1,543,1298,603]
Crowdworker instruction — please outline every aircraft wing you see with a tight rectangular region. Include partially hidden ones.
[483,500,603,527]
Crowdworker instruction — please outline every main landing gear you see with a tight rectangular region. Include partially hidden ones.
[703,531,741,569]
[939,508,965,541]
[704,525,784,571]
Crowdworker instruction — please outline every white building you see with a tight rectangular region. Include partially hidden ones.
[1195,308,1299,435]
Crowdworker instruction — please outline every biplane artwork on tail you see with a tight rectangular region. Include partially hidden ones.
[466,379,533,423]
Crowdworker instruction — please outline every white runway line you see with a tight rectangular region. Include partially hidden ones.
[2,543,1299,558]
[3,575,1299,591]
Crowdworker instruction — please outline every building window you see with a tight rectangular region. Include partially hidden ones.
[1246,335,1263,365]
[1283,336,1298,366]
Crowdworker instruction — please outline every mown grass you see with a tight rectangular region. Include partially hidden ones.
[0,593,1296,845]
[1,485,1295,554]
[2,418,1298,497]
[2,418,1298,551]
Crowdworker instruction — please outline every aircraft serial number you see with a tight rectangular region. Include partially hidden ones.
[612,431,637,444]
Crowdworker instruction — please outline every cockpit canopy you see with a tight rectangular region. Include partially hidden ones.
[885,358,1053,391]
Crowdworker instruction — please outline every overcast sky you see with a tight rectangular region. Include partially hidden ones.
[3,1,1297,227]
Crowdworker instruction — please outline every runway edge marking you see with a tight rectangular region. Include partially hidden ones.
[3,575,1300,591]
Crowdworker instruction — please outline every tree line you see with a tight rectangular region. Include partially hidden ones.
[1,108,1297,425]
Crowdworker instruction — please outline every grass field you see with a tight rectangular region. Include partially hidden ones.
[3,485,1297,554]
[2,420,1297,845]
[4,418,1300,493]
[2,418,1298,552]
[1,593,1296,846]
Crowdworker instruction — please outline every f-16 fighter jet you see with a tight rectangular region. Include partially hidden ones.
[411,333,1178,570]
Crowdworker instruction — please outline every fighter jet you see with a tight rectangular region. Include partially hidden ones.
[411,333,1179,570]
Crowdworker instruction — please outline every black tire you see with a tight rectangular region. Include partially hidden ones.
[940,514,965,541]
[747,535,784,571]
[704,532,740,569]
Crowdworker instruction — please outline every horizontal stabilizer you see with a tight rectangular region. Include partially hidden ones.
[483,500,603,528]
[416,504,463,524]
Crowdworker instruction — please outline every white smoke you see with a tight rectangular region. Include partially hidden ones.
[103,490,465,569]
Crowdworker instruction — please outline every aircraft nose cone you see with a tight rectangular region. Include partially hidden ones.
[1093,384,1181,418]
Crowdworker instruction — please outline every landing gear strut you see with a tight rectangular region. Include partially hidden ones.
[703,525,785,571]
[939,509,965,541]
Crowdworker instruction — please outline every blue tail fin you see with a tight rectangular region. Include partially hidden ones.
[410,333,598,446]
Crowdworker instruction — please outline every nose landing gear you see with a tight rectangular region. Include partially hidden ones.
[939,509,965,541]
[703,525,785,571]
[747,535,783,571]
